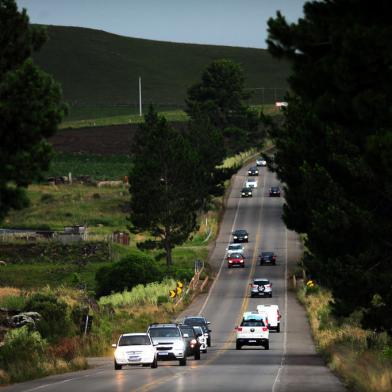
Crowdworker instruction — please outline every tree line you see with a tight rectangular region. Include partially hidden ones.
[264,0,392,333]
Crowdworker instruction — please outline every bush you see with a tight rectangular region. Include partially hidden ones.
[95,250,163,297]
[0,326,47,365]
[24,292,73,341]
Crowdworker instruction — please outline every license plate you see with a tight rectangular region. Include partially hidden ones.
[249,340,256,343]
[159,352,169,356]
[128,356,140,361]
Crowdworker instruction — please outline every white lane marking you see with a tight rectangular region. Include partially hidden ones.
[21,370,108,392]
[198,174,244,316]
[272,227,288,392]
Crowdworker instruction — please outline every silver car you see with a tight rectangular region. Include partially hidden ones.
[250,278,272,298]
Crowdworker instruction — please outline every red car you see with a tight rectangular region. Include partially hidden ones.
[227,253,245,268]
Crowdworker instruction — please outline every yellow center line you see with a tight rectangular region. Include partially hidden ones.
[136,175,267,392]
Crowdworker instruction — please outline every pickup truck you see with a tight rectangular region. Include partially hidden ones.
[235,314,269,350]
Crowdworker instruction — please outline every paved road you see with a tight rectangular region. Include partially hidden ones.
[3,165,345,392]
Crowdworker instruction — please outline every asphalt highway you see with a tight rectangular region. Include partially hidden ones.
[3,165,346,392]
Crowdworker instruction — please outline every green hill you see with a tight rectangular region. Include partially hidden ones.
[32,25,291,120]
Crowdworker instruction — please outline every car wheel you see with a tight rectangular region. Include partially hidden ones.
[228,265,231,269]
[264,341,270,350]
[179,357,187,366]
[195,349,201,360]
[236,341,242,350]
[269,293,272,298]
[207,338,211,347]
[202,348,207,353]
[277,324,280,333]
[114,361,122,370]
[142,364,150,367]
[242,264,245,268]
[151,357,158,368]
[273,262,276,266]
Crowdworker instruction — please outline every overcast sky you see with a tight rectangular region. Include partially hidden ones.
[17,0,307,49]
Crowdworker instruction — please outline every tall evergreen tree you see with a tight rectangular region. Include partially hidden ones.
[129,106,205,266]
[265,0,392,331]
[0,0,65,222]
[186,59,261,154]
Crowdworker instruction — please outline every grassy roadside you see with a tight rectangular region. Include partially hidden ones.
[297,285,392,392]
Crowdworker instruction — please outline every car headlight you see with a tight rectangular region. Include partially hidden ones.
[233,236,237,239]
[244,236,248,238]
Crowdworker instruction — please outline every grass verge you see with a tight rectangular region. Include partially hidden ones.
[298,285,392,392]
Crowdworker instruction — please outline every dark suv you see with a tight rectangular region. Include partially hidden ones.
[179,324,201,360]
[232,229,249,243]
[248,166,259,176]
[259,251,277,266]
[183,316,212,347]
[241,187,253,198]
[147,323,187,366]
[269,186,281,197]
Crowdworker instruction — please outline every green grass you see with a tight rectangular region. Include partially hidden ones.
[0,262,112,290]
[46,153,132,179]
[32,25,290,122]
[60,109,189,129]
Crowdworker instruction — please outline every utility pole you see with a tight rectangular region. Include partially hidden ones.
[139,76,142,117]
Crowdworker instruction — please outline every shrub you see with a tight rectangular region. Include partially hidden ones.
[0,326,47,372]
[24,292,73,341]
[95,250,163,297]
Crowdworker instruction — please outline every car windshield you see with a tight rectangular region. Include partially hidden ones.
[229,244,242,250]
[184,318,206,326]
[234,230,247,235]
[254,280,269,286]
[247,179,256,182]
[148,327,180,338]
[230,253,242,258]
[180,326,195,336]
[241,320,265,327]
[262,252,273,257]
[193,326,203,334]
[118,335,151,346]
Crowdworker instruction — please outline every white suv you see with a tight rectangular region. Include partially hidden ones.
[235,313,269,350]
[112,333,158,370]
[226,243,245,256]
[245,178,258,188]
[147,323,187,366]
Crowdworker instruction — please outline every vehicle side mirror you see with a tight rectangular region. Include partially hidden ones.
[208,329,211,332]
[206,321,211,325]
[112,343,117,348]
[153,342,158,346]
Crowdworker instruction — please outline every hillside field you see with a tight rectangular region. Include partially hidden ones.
[32,25,291,121]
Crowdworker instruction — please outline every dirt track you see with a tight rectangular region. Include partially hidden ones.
[49,122,188,155]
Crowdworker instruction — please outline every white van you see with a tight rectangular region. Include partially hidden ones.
[257,304,281,332]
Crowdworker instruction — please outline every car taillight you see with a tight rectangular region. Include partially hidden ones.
[240,259,243,263]
[265,284,271,288]
[191,339,197,345]
[262,327,268,332]
[236,327,242,332]
[272,256,276,260]
[277,311,281,320]
[252,284,258,289]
